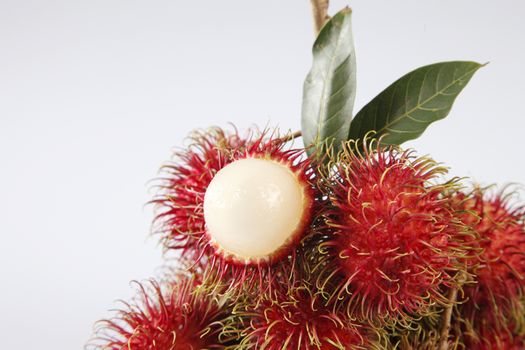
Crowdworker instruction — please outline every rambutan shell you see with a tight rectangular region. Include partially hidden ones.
[230,283,373,350]
[455,188,525,342]
[87,275,234,350]
[315,140,472,322]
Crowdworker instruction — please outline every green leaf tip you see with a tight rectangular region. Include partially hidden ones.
[348,60,484,146]
[301,6,357,158]
[339,6,352,15]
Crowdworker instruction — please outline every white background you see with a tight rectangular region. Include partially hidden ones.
[1,1,524,348]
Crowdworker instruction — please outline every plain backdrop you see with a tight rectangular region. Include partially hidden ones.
[1,0,524,348]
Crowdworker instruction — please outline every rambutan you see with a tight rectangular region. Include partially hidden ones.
[88,275,235,350]
[383,309,463,350]
[153,127,316,291]
[463,321,525,350]
[316,139,472,322]
[454,188,525,344]
[231,282,374,350]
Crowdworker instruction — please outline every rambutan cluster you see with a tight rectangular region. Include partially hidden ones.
[89,127,525,350]
[82,3,521,348]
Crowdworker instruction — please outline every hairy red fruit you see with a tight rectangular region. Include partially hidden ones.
[153,128,315,291]
[456,189,525,340]
[88,276,233,350]
[464,324,525,350]
[317,141,470,322]
[234,283,371,350]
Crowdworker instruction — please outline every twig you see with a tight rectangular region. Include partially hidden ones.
[438,271,467,350]
[279,130,302,143]
[309,0,330,34]
[290,130,302,139]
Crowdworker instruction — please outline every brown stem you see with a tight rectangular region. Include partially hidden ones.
[438,271,467,350]
[290,130,302,139]
[309,0,330,34]
[279,130,302,143]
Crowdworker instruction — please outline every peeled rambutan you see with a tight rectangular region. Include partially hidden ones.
[231,282,373,350]
[316,139,471,322]
[454,188,525,343]
[88,275,234,350]
[153,127,316,291]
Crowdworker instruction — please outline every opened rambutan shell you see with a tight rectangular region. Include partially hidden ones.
[315,140,472,322]
[153,128,242,261]
[152,127,316,292]
[87,275,234,350]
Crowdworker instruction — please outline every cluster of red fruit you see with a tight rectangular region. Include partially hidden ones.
[87,127,525,349]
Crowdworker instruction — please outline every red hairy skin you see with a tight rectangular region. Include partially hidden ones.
[152,128,316,293]
[316,141,472,323]
[463,324,525,350]
[87,276,235,350]
[455,189,525,347]
[231,282,373,350]
[152,128,244,262]
[384,312,443,349]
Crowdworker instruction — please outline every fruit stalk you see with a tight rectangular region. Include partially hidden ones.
[279,130,302,143]
[438,271,468,350]
[309,0,330,34]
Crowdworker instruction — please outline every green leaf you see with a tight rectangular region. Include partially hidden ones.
[349,61,484,145]
[301,7,357,157]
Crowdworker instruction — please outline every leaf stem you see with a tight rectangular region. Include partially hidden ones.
[309,0,330,34]
[438,271,467,350]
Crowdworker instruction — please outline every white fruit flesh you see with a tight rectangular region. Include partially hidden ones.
[203,157,306,261]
